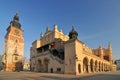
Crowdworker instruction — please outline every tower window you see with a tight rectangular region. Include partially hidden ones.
[16,40,18,43]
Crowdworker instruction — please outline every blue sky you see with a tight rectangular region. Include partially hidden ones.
[0,0,120,60]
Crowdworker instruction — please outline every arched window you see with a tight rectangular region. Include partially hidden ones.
[15,39,18,43]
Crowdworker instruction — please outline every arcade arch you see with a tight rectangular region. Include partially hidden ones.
[83,57,89,73]
[90,59,94,72]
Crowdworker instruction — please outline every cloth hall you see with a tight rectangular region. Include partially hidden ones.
[30,24,116,75]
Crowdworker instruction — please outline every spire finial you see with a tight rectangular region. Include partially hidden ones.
[99,45,103,49]
[53,24,58,32]
[16,10,18,15]
[60,29,62,32]
[108,42,112,48]
[108,42,112,52]
[13,10,19,21]
[72,25,74,30]
[40,32,43,38]
[46,26,50,33]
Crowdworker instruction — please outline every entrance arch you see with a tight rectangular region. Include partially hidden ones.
[50,68,53,73]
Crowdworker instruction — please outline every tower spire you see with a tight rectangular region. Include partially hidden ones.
[9,11,21,29]
[68,26,78,40]
[99,45,103,49]
[13,11,19,21]
[4,12,24,71]
[16,10,18,15]
[108,42,112,49]
[53,24,58,32]
[72,25,75,30]
[46,26,50,33]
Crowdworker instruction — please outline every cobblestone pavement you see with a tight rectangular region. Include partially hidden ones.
[0,71,120,80]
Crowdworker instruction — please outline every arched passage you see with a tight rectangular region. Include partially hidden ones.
[98,61,101,72]
[103,63,105,71]
[90,59,94,72]
[78,64,81,73]
[38,59,42,72]
[50,68,53,73]
[83,57,89,73]
[95,60,97,72]
[101,62,103,71]
[43,58,49,72]
[2,62,5,70]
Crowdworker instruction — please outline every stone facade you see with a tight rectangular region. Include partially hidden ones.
[30,24,67,73]
[64,39,116,75]
[2,12,24,71]
[30,24,116,75]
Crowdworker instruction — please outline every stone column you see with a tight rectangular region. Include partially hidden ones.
[34,59,38,72]
[92,63,95,73]
[103,65,104,72]
[81,62,84,74]
[104,65,106,71]
[99,64,101,72]
[97,63,99,72]
[102,64,104,72]
[34,63,37,72]
[88,62,91,73]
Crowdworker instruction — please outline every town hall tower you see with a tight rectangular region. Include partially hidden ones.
[3,12,24,71]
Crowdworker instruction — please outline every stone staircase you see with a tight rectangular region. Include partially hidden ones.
[49,52,64,64]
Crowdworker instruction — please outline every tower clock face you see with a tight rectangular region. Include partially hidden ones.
[15,29,19,35]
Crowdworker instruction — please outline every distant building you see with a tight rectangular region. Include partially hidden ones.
[115,59,120,70]
[23,60,30,71]
[0,55,3,70]
[30,24,116,75]
[0,55,2,60]
[2,12,24,71]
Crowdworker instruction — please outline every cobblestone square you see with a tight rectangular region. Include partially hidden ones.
[0,71,120,80]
